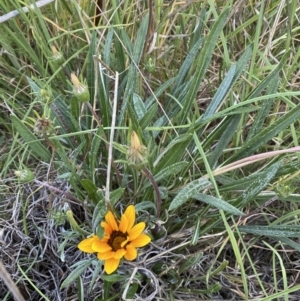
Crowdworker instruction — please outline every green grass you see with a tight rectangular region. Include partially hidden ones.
[1,0,300,300]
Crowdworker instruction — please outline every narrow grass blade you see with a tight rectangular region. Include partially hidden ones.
[86,31,96,103]
[179,8,229,123]
[172,36,204,94]
[190,8,206,49]
[200,64,236,121]
[118,14,149,129]
[271,236,300,252]
[208,114,241,168]
[229,102,300,162]
[140,102,158,130]
[245,50,290,103]
[196,44,252,127]
[89,127,103,181]
[77,277,84,301]
[246,74,280,141]
[154,133,192,172]
[145,77,176,108]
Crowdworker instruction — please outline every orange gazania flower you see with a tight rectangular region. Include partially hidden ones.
[78,205,151,274]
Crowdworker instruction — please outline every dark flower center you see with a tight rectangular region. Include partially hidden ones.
[108,231,128,251]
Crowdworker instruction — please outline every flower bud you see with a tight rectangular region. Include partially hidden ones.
[127,131,148,169]
[51,46,64,65]
[144,57,156,73]
[14,168,35,183]
[71,73,90,103]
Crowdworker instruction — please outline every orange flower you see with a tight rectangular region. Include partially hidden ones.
[78,205,151,274]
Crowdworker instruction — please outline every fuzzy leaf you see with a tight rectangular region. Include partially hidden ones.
[239,225,300,238]
[194,193,244,216]
[169,178,211,211]
[234,161,281,207]
[60,259,93,289]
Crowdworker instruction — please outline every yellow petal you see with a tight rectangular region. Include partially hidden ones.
[104,258,120,274]
[130,234,151,248]
[97,251,115,260]
[105,211,119,231]
[124,244,137,261]
[113,249,126,259]
[121,237,129,248]
[101,221,112,235]
[124,205,135,231]
[78,236,99,253]
[102,236,109,243]
[119,214,128,233]
[128,222,145,241]
[92,241,112,253]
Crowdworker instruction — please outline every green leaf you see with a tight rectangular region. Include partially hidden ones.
[239,225,300,238]
[103,28,114,88]
[218,171,272,192]
[180,8,229,123]
[234,161,281,207]
[169,178,211,211]
[135,201,157,212]
[145,77,176,108]
[60,259,93,289]
[271,236,300,252]
[150,161,188,186]
[229,102,300,162]
[123,283,139,299]
[190,8,206,48]
[89,261,102,292]
[98,188,125,205]
[194,193,244,216]
[178,252,203,274]
[102,274,127,282]
[119,13,149,127]
[172,36,204,94]
[246,74,279,141]
[92,200,106,234]
[200,64,236,123]
[191,217,201,245]
[208,114,241,168]
[132,93,146,120]
[77,277,84,301]
[246,50,290,104]
[89,127,103,181]
[140,102,158,130]
[154,134,192,172]
[86,31,96,102]
[10,115,51,161]
[196,44,252,128]
[81,179,100,205]
[50,138,75,171]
